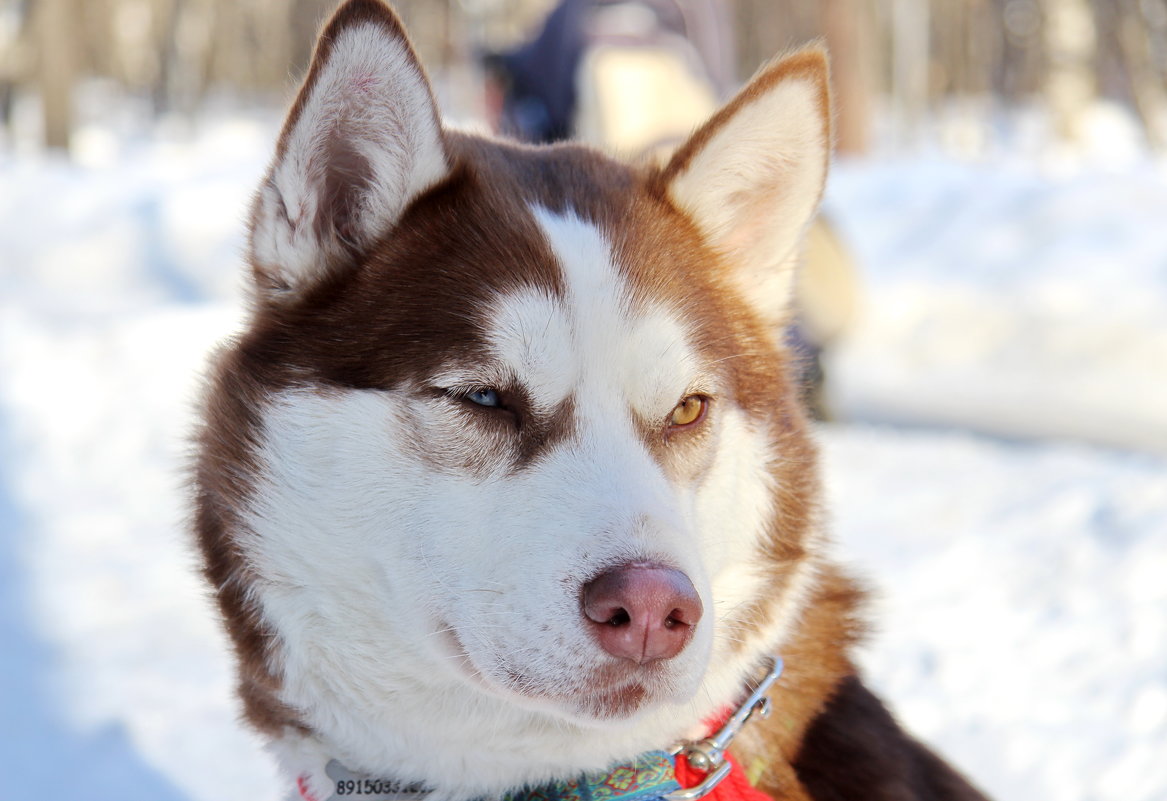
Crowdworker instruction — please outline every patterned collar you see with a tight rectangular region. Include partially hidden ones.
[300,657,784,801]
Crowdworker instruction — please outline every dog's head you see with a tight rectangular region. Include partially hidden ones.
[195,0,830,792]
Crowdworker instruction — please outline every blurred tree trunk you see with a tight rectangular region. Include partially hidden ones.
[154,0,181,113]
[998,0,1044,100]
[823,0,874,154]
[1116,0,1167,149]
[257,0,293,89]
[290,0,327,78]
[167,0,215,113]
[892,0,929,144]
[36,0,76,150]
[0,2,29,131]
[965,0,999,96]
[1043,0,1097,143]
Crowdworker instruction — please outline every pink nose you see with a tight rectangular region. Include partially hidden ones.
[581,564,702,663]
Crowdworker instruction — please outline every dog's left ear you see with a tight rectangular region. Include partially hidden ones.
[249,0,448,297]
[659,47,830,324]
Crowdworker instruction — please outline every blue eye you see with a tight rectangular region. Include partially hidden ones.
[465,388,502,408]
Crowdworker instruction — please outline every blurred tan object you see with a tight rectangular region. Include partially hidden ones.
[575,44,718,157]
[799,216,860,349]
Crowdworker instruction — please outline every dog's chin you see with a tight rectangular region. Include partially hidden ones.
[507,666,676,726]
[506,656,703,727]
[564,678,652,722]
[437,629,689,724]
[432,621,704,727]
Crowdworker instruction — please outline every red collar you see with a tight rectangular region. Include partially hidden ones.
[675,750,774,801]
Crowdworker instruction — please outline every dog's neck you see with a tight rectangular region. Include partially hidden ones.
[291,659,786,801]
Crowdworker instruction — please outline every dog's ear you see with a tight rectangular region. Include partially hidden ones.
[249,0,448,297]
[659,47,830,324]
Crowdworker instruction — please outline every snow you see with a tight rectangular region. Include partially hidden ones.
[821,427,1167,800]
[822,155,1167,454]
[1,108,1165,801]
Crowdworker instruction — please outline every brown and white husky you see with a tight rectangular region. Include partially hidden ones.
[191,2,988,800]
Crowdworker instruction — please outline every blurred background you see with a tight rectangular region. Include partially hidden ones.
[1,1,1165,800]
[5,0,1167,156]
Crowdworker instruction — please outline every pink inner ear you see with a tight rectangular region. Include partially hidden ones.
[722,181,788,257]
[350,71,378,94]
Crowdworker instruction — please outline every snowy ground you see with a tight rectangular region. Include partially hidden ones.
[1,108,1164,801]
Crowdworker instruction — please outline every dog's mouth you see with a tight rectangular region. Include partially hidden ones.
[435,620,680,721]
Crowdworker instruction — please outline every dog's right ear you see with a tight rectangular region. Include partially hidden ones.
[249,0,448,297]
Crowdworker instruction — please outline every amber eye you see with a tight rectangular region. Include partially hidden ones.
[670,395,708,428]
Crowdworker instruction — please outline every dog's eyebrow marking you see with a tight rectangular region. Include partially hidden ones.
[516,206,703,423]
[483,287,576,413]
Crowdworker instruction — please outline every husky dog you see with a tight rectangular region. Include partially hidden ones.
[192,2,988,800]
